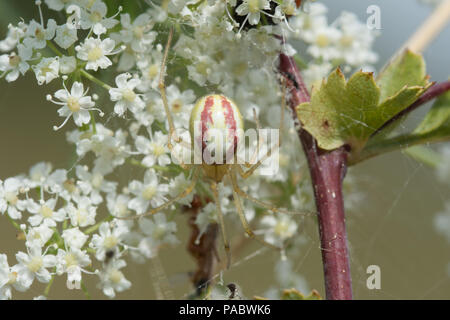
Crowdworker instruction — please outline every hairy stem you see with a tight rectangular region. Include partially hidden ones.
[278,53,352,300]
[356,130,449,164]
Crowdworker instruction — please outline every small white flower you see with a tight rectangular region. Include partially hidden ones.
[59,55,77,74]
[62,227,89,249]
[186,55,218,86]
[23,19,56,49]
[76,36,117,71]
[79,0,119,33]
[109,73,144,116]
[106,194,131,218]
[195,202,218,238]
[302,62,333,88]
[15,243,56,286]
[98,259,131,298]
[75,165,117,205]
[25,162,68,194]
[138,213,178,258]
[0,22,26,52]
[168,0,190,15]
[135,130,170,167]
[136,48,163,91]
[26,198,66,227]
[0,177,25,219]
[0,254,30,300]
[25,222,55,248]
[32,57,60,85]
[128,169,168,214]
[45,0,73,11]
[236,0,271,26]
[66,197,97,227]
[54,24,78,49]
[48,81,103,130]
[68,124,130,175]
[55,247,92,289]
[274,0,297,19]
[0,44,33,82]
[28,162,52,187]
[334,11,378,68]
[114,13,155,52]
[304,24,341,61]
[134,91,160,126]
[169,173,194,206]
[89,221,128,261]
[165,84,196,129]
[288,2,328,40]
[260,213,298,246]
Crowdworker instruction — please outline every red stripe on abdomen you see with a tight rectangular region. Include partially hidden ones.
[200,96,214,151]
[221,96,237,155]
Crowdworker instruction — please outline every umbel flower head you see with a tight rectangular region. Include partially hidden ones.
[0,0,383,300]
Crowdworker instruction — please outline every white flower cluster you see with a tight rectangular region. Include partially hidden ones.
[0,0,371,299]
[0,160,182,299]
[288,2,379,87]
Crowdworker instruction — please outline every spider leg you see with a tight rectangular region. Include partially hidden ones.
[211,181,231,269]
[232,167,314,216]
[159,27,179,147]
[119,168,199,220]
[158,27,190,170]
[228,171,281,251]
[239,82,286,178]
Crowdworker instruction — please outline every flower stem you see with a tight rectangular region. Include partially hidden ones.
[278,53,353,300]
[44,274,55,297]
[84,215,114,234]
[90,110,97,134]
[80,280,91,299]
[80,69,112,90]
[46,40,64,57]
[6,214,22,231]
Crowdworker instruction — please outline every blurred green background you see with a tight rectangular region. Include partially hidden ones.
[0,0,449,299]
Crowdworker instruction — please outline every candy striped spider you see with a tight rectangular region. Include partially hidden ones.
[123,29,311,267]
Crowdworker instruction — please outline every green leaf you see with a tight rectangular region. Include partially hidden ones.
[404,145,443,168]
[296,51,431,157]
[377,50,428,102]
[350,92,450,165]
[413,90,450,136]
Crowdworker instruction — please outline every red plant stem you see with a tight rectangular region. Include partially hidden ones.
[278,53,353,300]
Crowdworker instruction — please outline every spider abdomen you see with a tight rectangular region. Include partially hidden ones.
[189,94,244,165]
